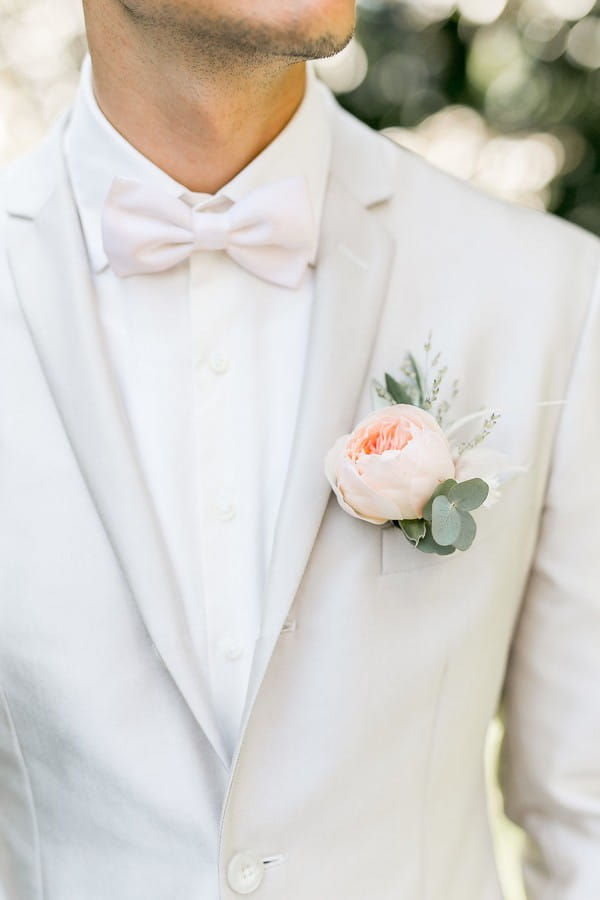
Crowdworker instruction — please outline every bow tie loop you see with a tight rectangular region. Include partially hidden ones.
[102,175,315,288]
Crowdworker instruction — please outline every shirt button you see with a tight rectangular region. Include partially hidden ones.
[227,852,264,894]
[209,349,229,374]
[219,636,244,661]
[216,496,236,521]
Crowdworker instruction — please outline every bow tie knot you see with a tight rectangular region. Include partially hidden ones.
[190,207,235,252]
[102,175,315,288]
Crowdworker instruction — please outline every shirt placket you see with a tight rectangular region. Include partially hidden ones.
[189,250,259,757]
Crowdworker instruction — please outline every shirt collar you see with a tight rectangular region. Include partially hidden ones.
[64,55,332,273]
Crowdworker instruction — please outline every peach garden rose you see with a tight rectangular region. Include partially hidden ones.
[325,339,523,556]
[325,404,456,525]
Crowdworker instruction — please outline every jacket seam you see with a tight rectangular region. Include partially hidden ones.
[419,658,449,900]
[1,686,45,900]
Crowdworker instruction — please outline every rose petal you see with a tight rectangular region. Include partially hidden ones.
[358,430,455,519]
[335,456,401,524]
[325,404,456,525]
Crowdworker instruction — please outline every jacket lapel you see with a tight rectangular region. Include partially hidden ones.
[3,134,230,768]
[3,101,397,766]
[242,136,396,731]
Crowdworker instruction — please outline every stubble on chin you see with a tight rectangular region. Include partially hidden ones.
[117,0,354,66]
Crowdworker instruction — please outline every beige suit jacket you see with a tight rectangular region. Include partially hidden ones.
[1,89,599,899]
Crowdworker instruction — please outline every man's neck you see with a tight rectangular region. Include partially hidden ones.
[85,1,307,194]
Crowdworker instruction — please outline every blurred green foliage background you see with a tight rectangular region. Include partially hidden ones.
[317,0,600,235]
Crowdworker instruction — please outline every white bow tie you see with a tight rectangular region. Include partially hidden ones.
[101,175,315,288]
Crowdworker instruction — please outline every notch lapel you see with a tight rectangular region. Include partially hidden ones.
[241,172,395,729]
[4,139,230,768]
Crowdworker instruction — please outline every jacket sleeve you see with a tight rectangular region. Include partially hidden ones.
[498,253,600,898]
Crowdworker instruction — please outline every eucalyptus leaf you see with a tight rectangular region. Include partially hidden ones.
[422,479,457,521]
[399,518,427,545]
[431,495,462,546]
[454,511,477,551]
[449,478,489,512]
[384,373,414,406]
[416,526,456,556]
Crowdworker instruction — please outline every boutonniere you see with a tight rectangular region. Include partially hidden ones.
[325,334,523,556]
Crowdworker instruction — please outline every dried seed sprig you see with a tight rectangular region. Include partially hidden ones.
[456,412,501,455]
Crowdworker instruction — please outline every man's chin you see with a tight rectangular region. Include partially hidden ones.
[198,18,356,64]
[119,0,355,63]
[275,26,355,62]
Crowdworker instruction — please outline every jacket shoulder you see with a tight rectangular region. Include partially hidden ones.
[389,126,598,264]
[329,94,599,266]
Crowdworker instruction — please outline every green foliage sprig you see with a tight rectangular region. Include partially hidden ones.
[372,333,501,447]
[372,332,459,427]
[393,478,489,555]
[371,332,501,555]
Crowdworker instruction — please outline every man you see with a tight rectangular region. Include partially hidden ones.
[0,1,598,897]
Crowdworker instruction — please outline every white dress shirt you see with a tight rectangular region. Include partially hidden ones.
[63,55,332,761]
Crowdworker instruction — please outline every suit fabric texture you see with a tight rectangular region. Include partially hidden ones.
[1,86,600,900]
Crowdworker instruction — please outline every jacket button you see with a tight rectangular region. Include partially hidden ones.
[227,851,264,894]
